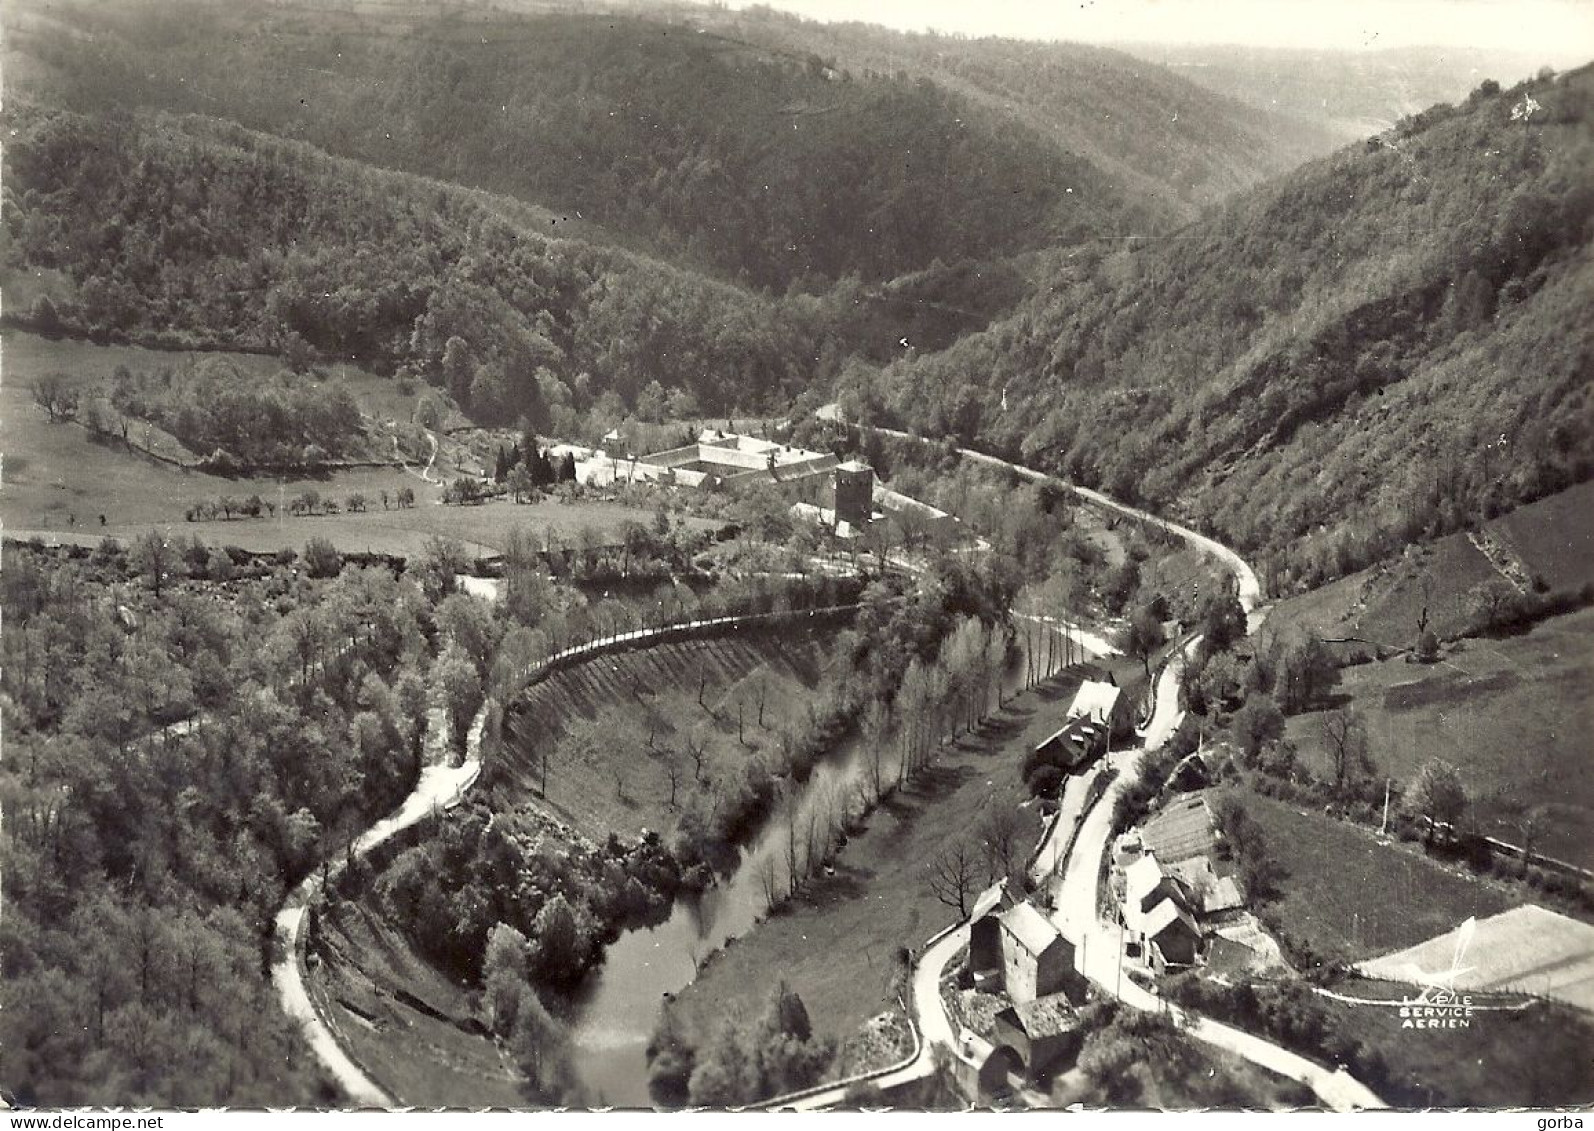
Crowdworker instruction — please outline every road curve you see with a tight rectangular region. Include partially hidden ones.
[833,415,1263,624]
[798,413,1385,1110]
[271,716,484,1106]
[1047,644,1386,1111]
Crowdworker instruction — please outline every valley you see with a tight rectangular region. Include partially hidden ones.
[3,0,1590,1116]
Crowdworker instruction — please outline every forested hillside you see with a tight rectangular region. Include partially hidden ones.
[1,543,437,1104]
[860,66,1594,593]
[682,4,1343,218]
[6,0,1333,292]
[3,108,827,425]
[6,0,1109,290]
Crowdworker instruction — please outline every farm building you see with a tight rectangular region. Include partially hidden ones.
[645,429,839,485]
[969,879,1023,991]
[994,994,1083,1082]
[1142,899,1202,971]
[995,901,1086,1004]
[1033,714,1111,771]
[1031,675,1133,772]
[1139,792,1222,864]
[1067,677,1133,739]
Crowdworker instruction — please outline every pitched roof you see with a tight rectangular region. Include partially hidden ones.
[999,901,1063,957]
[1165,857,1246,915]
[836,459,873,473]
[1124,854,1169,909]
[971,878,1019,923]
[1141,793,1219,864]
[1144,898,1201,941]
[999,993,1080,1039]
[1068,680,1122,724]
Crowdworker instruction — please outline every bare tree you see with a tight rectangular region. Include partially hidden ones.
[1518,804,1550,876]
[757,854,781,911]
[928,836,985,918]
[861,699,891,803]
[752,667,771,728]
[684,726,709,782]
[783,789,803,896]
[979,804,1024,883]
[1319,707,1371,793]
[661,750,683,808]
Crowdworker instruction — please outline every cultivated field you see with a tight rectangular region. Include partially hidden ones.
[496,628,844,841]
[1284,607,1594,865]
[1238,788,1516,963]
[4,330,722,558]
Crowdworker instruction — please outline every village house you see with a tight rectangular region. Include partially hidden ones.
[1032,675,1134,772]
[1113,791,1252,973]
[970,890,1088,1005]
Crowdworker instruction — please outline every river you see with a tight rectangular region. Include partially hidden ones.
[567,625,1079,1106]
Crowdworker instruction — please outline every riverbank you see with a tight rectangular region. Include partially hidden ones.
[664,662,1103,1061]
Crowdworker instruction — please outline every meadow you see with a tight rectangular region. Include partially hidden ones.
[1238,787,1516,964]
[1283,607,1594,866]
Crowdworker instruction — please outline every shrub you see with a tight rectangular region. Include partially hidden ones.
[303,538,343,578]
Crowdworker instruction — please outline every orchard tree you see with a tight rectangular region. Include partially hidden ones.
[1319,707,1371,793]
[1407,759,1468,844]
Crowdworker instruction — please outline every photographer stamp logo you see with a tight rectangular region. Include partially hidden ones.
[1322,917,1529,1031]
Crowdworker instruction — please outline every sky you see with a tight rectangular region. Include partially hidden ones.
[723,0,1594,60]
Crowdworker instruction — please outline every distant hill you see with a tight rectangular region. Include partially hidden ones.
[5,0,1333,295]
[670,3,1344,221]
[1114,42,1579,139]
[864,65,1594,594]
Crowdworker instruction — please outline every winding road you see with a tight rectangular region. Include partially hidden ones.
[271,713,483,1106]
[279,413,1370,1110]
[773,415,1380,1112]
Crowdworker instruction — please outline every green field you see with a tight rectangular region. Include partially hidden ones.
[1492,478,1594,592]
[1318,979,1594,1108]
[1238,788,1516,964]
[497,629,845,842]
[1267,479,1594,649]
[1284,607,1594,865]
[666,670,1111,1049]
[3,330,724,558]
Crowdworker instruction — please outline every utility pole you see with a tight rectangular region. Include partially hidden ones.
[1380,778,1392,837]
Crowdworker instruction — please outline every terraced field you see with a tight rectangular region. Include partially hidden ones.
[496,628,845,841]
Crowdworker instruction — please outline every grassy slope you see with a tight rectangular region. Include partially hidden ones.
[309,898,529,1108]
[1238,787,1516,964]
[1267,478,1594,648]
[3,331,709,556]
[1283,607,1594,866]
[666,667,1123,1049]
[1320,979,1594,1108]
[497,629,843,843]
